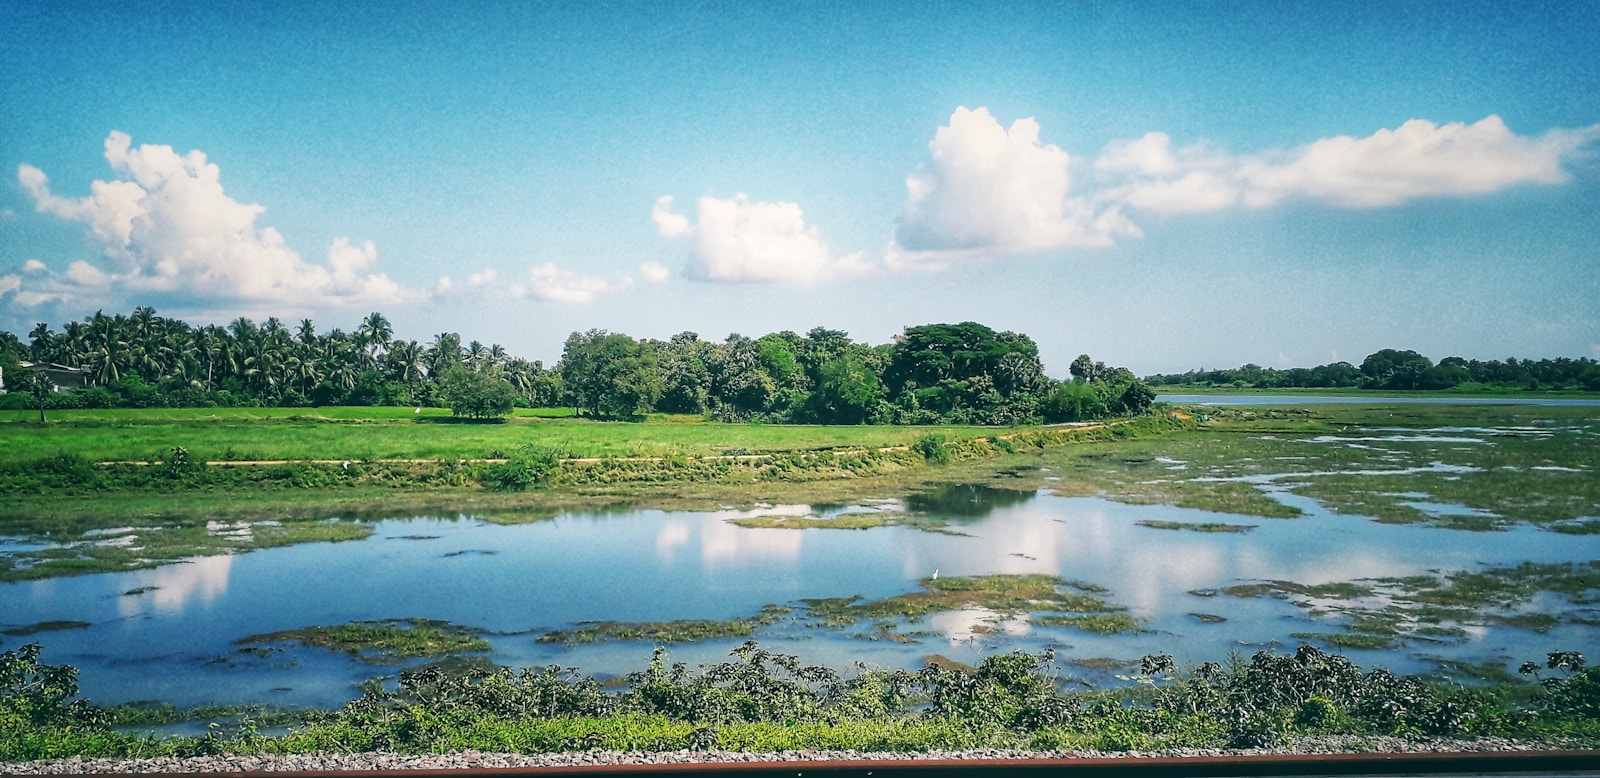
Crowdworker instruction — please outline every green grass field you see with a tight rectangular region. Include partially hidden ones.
[0,406,981,464]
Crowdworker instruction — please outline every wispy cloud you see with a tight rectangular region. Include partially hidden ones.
[512,263,631,303]
[1096,116,1600,213]
[638,261,671,284]
[436,262,639,305]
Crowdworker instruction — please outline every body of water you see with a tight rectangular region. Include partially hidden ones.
[4,482,1596,710]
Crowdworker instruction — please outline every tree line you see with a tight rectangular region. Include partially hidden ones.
[0,310,1154,424]
[1145,348,1600,393]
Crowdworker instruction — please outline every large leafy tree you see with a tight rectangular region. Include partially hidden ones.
[1360,348,1434,390]
[559,330,664,419]
[437,366,517,420]
[802,354,885,424]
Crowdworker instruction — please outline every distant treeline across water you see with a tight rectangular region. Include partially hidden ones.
[1146,348,1600,393]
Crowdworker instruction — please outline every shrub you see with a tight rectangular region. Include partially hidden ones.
[486,446,564,491]
[1,643,108,731]
[911,433,951,464]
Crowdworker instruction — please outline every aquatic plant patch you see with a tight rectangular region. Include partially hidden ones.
[726,511,964,534]
[0,621,90,637]
[1218,560,1600,649]
[1136,520,1256,533]
[802,575,1134,633]
[0,519,372,583]
[537,606,793,645]
[1032,613,1143,635]
[237,619,490,663]
[994,405,1600,531]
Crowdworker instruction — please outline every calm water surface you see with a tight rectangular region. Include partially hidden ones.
[4,483,1597,710]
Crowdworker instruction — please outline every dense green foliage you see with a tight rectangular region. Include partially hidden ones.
[3,642,1597,761]
[1147,349,1600,392]
[436,367,517,420]
[2,311,1153,426]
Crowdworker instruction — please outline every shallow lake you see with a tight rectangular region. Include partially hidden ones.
[4,480,1597,711]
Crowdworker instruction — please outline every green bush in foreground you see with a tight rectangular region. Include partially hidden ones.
[5,641,1600,761]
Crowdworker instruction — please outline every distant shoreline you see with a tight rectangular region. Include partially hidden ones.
[1155,384,1600,397]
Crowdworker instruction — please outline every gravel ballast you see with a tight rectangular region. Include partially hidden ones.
[4,738,1586,774]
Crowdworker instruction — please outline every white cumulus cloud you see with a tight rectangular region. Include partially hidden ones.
[890,106,1140,265]
[653,194,868,285]
[1097,116,1600,213]
[12,131,414,310]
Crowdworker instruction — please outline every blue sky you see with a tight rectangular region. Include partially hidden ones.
[3,0,1598,375]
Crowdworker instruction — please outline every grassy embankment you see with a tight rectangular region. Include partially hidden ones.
[4,635,1599,762]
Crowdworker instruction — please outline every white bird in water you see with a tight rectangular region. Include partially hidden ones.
[932,569,939,580]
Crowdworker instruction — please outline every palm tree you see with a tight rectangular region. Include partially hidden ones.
[505,358,536,403]
[86,341,127,386]
[384,339,425,385]
[426,332,463,377]
[129,306,158,343]
[28,322,55,363]
[358,311,393,359]
[227,316,256,348]
[60,321,88,367]
[262,317,289,346]
[466,340,489,372]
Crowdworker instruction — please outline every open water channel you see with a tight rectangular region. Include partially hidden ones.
[4,471,1598,711]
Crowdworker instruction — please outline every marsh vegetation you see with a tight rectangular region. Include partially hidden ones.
[4,640,1598,761]
[2,401,1598,759]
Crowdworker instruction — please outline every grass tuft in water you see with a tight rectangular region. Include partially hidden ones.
[538,606,792,644]
[1136,520,1256,533]
[727,511,959,534]
[1033,613,1142,635]
[0,620,91,636]
[237,619,489,663]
